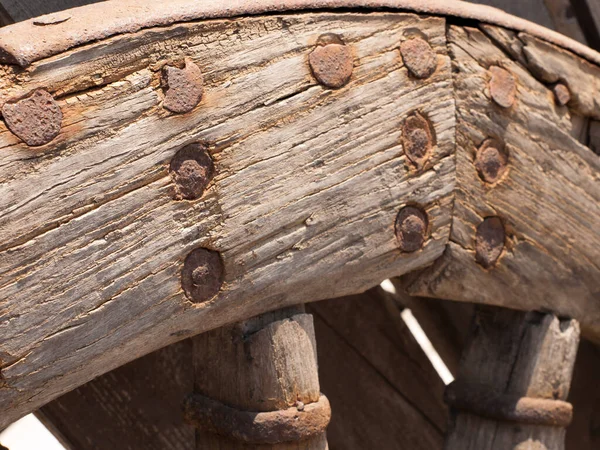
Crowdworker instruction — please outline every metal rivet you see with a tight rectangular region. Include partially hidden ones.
[182,248,223,303]
[553,82,571,106]
[476,217,505,268]
[1,90,63,147]
[400,38,437,79]
[402,112,434,169]
[162,58,204,113]
[489,66,516,108]
[308,34,353,89]
[395,206,429,253]
[169,143,214,200]
[475,139,508,184]
[33,13,71,26]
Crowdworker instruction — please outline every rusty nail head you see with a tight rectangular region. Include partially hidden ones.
[402,112,434,169]
[163,57,204,113]
[553,82,571,106]
[395,206,429,253]
[400,38,437,79]
[476,216,505,268]
[170,143,214,200]
[1,89,63,147]
[33,13,71,26]
[475,139,508,184]
[309,34,353,89]
[182,248,223,303]
[489,66,517,108]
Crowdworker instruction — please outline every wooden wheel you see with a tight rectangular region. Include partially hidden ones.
[0,1,598,448]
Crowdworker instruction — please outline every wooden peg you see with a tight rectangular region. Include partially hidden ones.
[184,305,329,449]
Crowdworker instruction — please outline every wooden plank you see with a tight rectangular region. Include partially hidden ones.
[307,288,447,450]
[37,340,194,450]
[403,24,600,343]
[0,12,455,428]
[444,306,580,450]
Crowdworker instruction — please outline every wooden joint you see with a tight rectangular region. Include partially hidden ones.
[183,393,331,444]
[445,381,573,428]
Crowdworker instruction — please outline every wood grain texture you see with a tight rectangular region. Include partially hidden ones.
[444,306,580,450]
[192,306,328,449]
[308,288,448,450]
[403,24,600,343]
[0,12,455,428]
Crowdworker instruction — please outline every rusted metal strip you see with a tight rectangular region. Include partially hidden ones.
[445,381,573,428]
[1,0,600,67]
[183,393,331,444]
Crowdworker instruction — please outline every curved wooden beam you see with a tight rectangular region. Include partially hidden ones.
[0,0,598,429]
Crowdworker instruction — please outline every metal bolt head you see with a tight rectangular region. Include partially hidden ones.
[489,66,517,108]
[169,143,215,200]
[402,112,434,170]
[553,82,571,106]
[33,13,71,26]
[162,58,204,113]
[475,139,508,184]
[309,34,353,89]
[400,38,437,79]
[476,217,505,268]
[2,89,63,146]
[182,248,224,303]
[395,206,429,253]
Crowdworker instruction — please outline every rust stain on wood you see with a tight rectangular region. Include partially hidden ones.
[402,112,434,169]
[182,248,224,303]
[1,89,62,146]
[162,58,204,113]
[400,37,437,79]
[308,34,353,89]
[395,206,429,253]
[169,143,215,200]
[474,139,509,184]
[489,65,517,108]
[475,217,505,268]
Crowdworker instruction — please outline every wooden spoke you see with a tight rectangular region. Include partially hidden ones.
[444,306,580,450]
[186,306,328,449]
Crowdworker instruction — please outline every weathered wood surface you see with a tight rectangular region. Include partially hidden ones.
[190,306,328,449]
[308,288,448,449]
[444,306,580,450]
[403,24,600,341]
[37,339,195,450]
[0,0,599,430]
[0,12,455,428]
